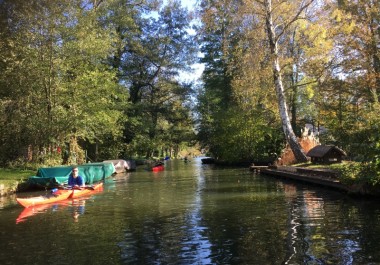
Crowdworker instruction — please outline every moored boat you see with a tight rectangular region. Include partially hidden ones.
[201,157,215,164]
[16,190,72,208]
[27,162,116,188]
[103,159,136,173]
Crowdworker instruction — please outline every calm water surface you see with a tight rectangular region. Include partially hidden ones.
[1,158,380,264]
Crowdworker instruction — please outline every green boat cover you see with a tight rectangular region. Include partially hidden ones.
[27,162,116,187]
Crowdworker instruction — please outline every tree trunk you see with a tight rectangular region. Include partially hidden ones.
[264,0,308,162]
[290,29,300,136]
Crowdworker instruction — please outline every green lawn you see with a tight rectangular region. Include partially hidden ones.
[0,168,35,195]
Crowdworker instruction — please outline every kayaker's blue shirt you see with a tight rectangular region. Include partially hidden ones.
[68,175,84,186]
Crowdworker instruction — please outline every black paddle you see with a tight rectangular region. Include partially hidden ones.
[58,184,95,190]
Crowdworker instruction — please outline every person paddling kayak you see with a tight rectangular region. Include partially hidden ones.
[68,166,85,188]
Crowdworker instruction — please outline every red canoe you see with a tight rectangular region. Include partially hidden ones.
[69,182,104,198]
[152,165,164,172]
[16,190,72,208]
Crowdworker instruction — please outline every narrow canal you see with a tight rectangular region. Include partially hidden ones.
[1,158,380,264]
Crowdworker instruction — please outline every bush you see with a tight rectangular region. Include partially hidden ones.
[333,161,380,186]
[333,162,363,185]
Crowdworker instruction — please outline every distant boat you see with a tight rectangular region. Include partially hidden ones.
[152,165,164,172]
[201,157,215,164]
[151,161,164,172]
[103,159,136,173]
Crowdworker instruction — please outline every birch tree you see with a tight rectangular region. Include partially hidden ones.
[260,0,319,162]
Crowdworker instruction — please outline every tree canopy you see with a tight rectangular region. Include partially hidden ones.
[0,0,379,168]
[196,0,380,164]
[0,0,197,165]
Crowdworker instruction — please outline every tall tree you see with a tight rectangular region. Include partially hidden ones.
[196,0,240,158]
[107,0,197,157]
[0,0,127,164]
[333,0,380,103]
[197,0,288,162]
[260,0,321,162]
[313,0,380,159]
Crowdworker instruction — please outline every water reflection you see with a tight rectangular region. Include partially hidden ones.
[117,160,214,264]
[71,199,86,222]
[282,184,328,264]
[116,162,380,264]
[15,198,89,224]
[16,200,70,224]
[2,159,380,264]
[0,194,14,209]
[180,158,212,264]
[279,180,379,265]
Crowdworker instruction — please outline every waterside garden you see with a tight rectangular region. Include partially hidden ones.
[0,168,35,197]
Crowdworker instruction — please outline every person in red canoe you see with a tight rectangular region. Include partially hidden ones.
[68,167,85,188]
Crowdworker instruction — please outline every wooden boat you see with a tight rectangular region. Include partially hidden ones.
[16,190,72,208]
[69,182,103,198]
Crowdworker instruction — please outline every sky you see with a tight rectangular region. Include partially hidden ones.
[180,0,195,9]
[178,0,204,83]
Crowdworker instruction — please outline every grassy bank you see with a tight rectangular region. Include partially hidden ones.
[0,168,35,196]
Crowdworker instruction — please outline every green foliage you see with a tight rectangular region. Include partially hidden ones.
[200,104,284,163]
[332,162,363,185]
[2,0,380,168]
[111,0,197,158]
[0,0,130,165]
[0,167,36,193]
[195,0,380,166]
[332,161,380,187]
[319,84,380,161]
[0,0,197,165]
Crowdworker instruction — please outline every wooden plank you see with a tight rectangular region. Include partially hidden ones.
[260,168,348,192]
[249,166,268,172]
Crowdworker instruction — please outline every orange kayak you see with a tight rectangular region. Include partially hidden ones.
[69,182,103,198]
[16,200,69,224]
[16,190,72,208]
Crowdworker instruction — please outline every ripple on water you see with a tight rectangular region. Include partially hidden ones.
[2,160,380,264]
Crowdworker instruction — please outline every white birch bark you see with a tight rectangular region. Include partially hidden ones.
[263,0,308,162]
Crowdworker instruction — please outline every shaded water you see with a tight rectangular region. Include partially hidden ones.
[1,158,380,264]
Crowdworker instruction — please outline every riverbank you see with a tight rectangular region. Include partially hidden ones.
[3,162,380,198]
[0,168,35,197]
[255,165,380,197]
[0,158,147,197]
